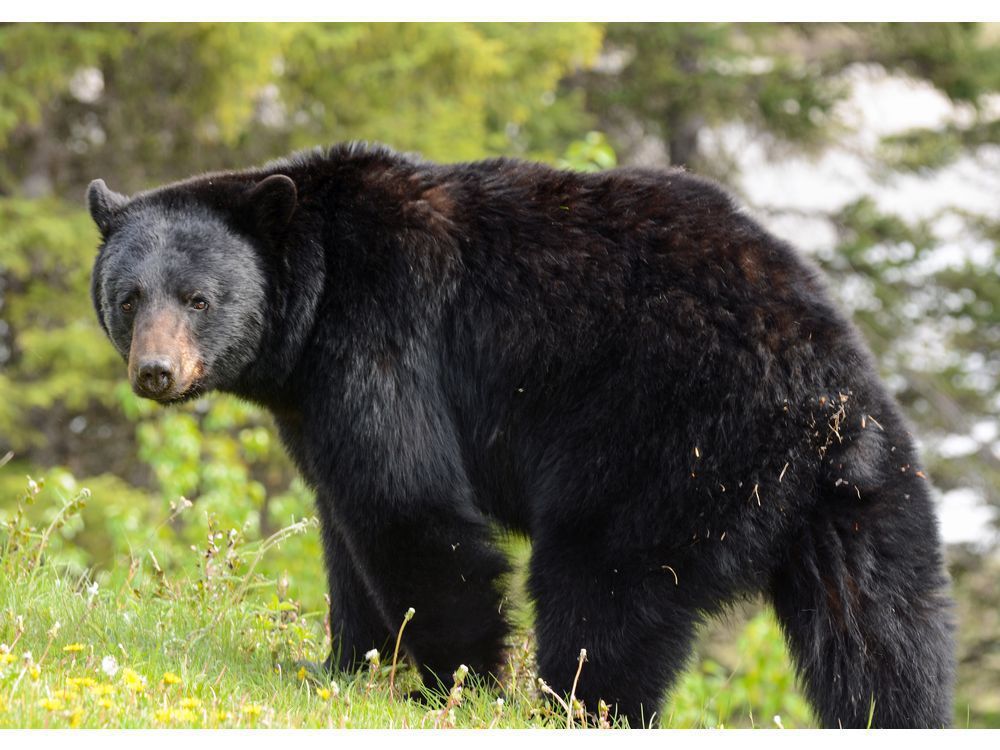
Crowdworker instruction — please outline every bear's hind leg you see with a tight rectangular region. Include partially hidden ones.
[770,439,955,728]
[529,533,699,727]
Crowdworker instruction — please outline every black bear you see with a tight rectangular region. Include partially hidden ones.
[88,142,954,728]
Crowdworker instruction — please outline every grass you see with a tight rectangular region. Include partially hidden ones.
[0,473,817,729]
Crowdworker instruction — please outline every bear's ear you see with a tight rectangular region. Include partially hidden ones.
[87,179,128,237]
[248,174,298,230]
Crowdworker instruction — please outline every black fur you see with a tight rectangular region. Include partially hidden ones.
[89,143,955,727]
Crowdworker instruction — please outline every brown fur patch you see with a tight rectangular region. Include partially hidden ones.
[738,249,763,284]
[421,185,455,217]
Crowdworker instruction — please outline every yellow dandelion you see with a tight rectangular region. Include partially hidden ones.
[242,704,263,718]
[98,699,115,710]
[50,689,75,701]
[316,687,331,700]
[297,665,307,681]
[154,708,171,723]
[29,664,41,681]
[122,667,146,692]
[90,683,114,697]
[39,698,64,711]
[162,672,182,686]
[68,676,97,689]
[215,710,231,723]
[0,653,16,666]
[179,697,202,709]
[69,708,84,728]
[62,643,86,654]
[175,709,197,723]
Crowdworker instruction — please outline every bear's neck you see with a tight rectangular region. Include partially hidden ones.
[228,209,327,409]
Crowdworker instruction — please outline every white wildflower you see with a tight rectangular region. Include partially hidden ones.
[101,655,119,678]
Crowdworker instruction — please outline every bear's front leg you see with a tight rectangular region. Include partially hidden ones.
[315,502,395,673]
[313,354,510,689]
[337,503,512,690]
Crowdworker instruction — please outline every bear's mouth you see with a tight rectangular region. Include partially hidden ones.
[149,380,207,405]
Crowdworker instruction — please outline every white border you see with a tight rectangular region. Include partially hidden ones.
[2,2,1000,22]
[2,728,998,744]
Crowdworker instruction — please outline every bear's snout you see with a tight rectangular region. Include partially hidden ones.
[127,305,203,402]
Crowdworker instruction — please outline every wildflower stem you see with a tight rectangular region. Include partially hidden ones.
[567,648,587,729]
[388,607,415,696]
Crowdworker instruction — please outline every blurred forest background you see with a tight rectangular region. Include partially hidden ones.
[1,22,998,726]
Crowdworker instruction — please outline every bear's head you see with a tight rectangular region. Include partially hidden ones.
[87,174,297,404]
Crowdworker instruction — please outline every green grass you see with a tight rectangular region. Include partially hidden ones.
[0,474,816,728]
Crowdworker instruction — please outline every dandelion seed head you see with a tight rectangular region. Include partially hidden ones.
[101,655,119,677]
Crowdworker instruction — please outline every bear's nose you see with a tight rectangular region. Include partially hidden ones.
[137,358,175,396]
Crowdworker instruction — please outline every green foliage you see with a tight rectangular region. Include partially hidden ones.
[0,23,601,196]
[0,198,119,446]
[280,23,602,162]
[0,24,124,147]
[871,23,1000,104]
[669,613,814,728]
[557,131,617,172]
[880,118,1000,172]
[585,24,846,168]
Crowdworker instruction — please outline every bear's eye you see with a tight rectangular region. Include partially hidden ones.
[121,300,134,314]
[190,296,209,311]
